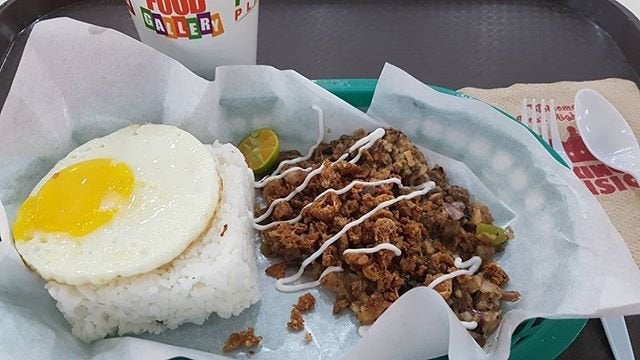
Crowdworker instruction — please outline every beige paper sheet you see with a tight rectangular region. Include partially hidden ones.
[460,79,640,266]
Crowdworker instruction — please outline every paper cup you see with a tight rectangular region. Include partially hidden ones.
[125,0,259,79]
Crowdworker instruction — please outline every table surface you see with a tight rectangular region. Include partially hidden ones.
[0,0,637,16]
[1,0,639,359]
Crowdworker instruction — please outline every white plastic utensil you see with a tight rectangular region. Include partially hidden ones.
[523,96,636,360]
[601,316,636,360]
[575,88,637,360]
[520,98,572,167]
[575,88,640,182]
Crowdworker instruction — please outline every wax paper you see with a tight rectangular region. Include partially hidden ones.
[345,64,640,359]
[1,18,639,360]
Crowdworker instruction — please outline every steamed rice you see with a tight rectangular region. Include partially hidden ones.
[46,142,260,342]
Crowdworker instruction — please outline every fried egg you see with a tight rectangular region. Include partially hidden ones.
[13,124,220,286]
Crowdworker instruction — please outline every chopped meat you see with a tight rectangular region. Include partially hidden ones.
[457,274,482,294]
[223,328,262,353]
[430,252,455,272]
[470,203,494,225]
[333,297,350,314]
[352,293,389,325]
[306,192,342,222]
[257,128,518,345]
[475,245,496,262]
[283,169,308,187]
[295,293,316,313]
[501,290,521,302]
[273,202,294,219]
[483,262,509,286]
[344,252,369,267]
[432,278,453,300]
[445,186,470,204]
[288,293,316,332]
[265,262,287,279]
[427,166,447,188]
[287,307,305,331]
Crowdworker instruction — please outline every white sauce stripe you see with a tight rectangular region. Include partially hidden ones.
[265,105,325,179]
[427,256,482,289]
[275,266,343,292]
[349,128,386,164]
[255,162,328,223]
[454,256,482,274]
[343,243,402,257]
[255,128,386,223]
[427,269,473,289]
[253,178,410,231]
[254,166,312,188]
[426,256,482,331]
[276,181,435,292]
[461,321,478,330]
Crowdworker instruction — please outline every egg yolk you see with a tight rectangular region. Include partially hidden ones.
[13,159,135,241]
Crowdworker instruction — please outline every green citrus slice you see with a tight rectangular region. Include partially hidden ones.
[238,128,280,176]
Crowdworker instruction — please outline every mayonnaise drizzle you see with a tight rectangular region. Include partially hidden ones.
[454,256,482,272]
[254,128,387,223]
[348,128,386,164]
[263,105,325,181]
[343,243,402,257]
[255,161,331,223]
[254,178,411,231]
[461,321,478,330]
[254,166,312,188]
[253,120,483,332]
[422,256,482,332]
[275,181,435,292]
[427,256,482,290]
[275,266,343,292]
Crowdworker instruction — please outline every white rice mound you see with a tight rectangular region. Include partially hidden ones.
[45,142,260,342]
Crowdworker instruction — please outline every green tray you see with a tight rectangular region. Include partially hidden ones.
[315,79,586,360]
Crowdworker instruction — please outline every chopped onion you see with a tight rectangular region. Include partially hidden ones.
[451,201,465,211]
[443,202,464,220]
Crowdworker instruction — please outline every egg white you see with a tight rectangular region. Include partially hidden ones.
[14,124,220,286]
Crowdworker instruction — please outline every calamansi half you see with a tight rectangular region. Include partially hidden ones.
[238,128,280,176]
